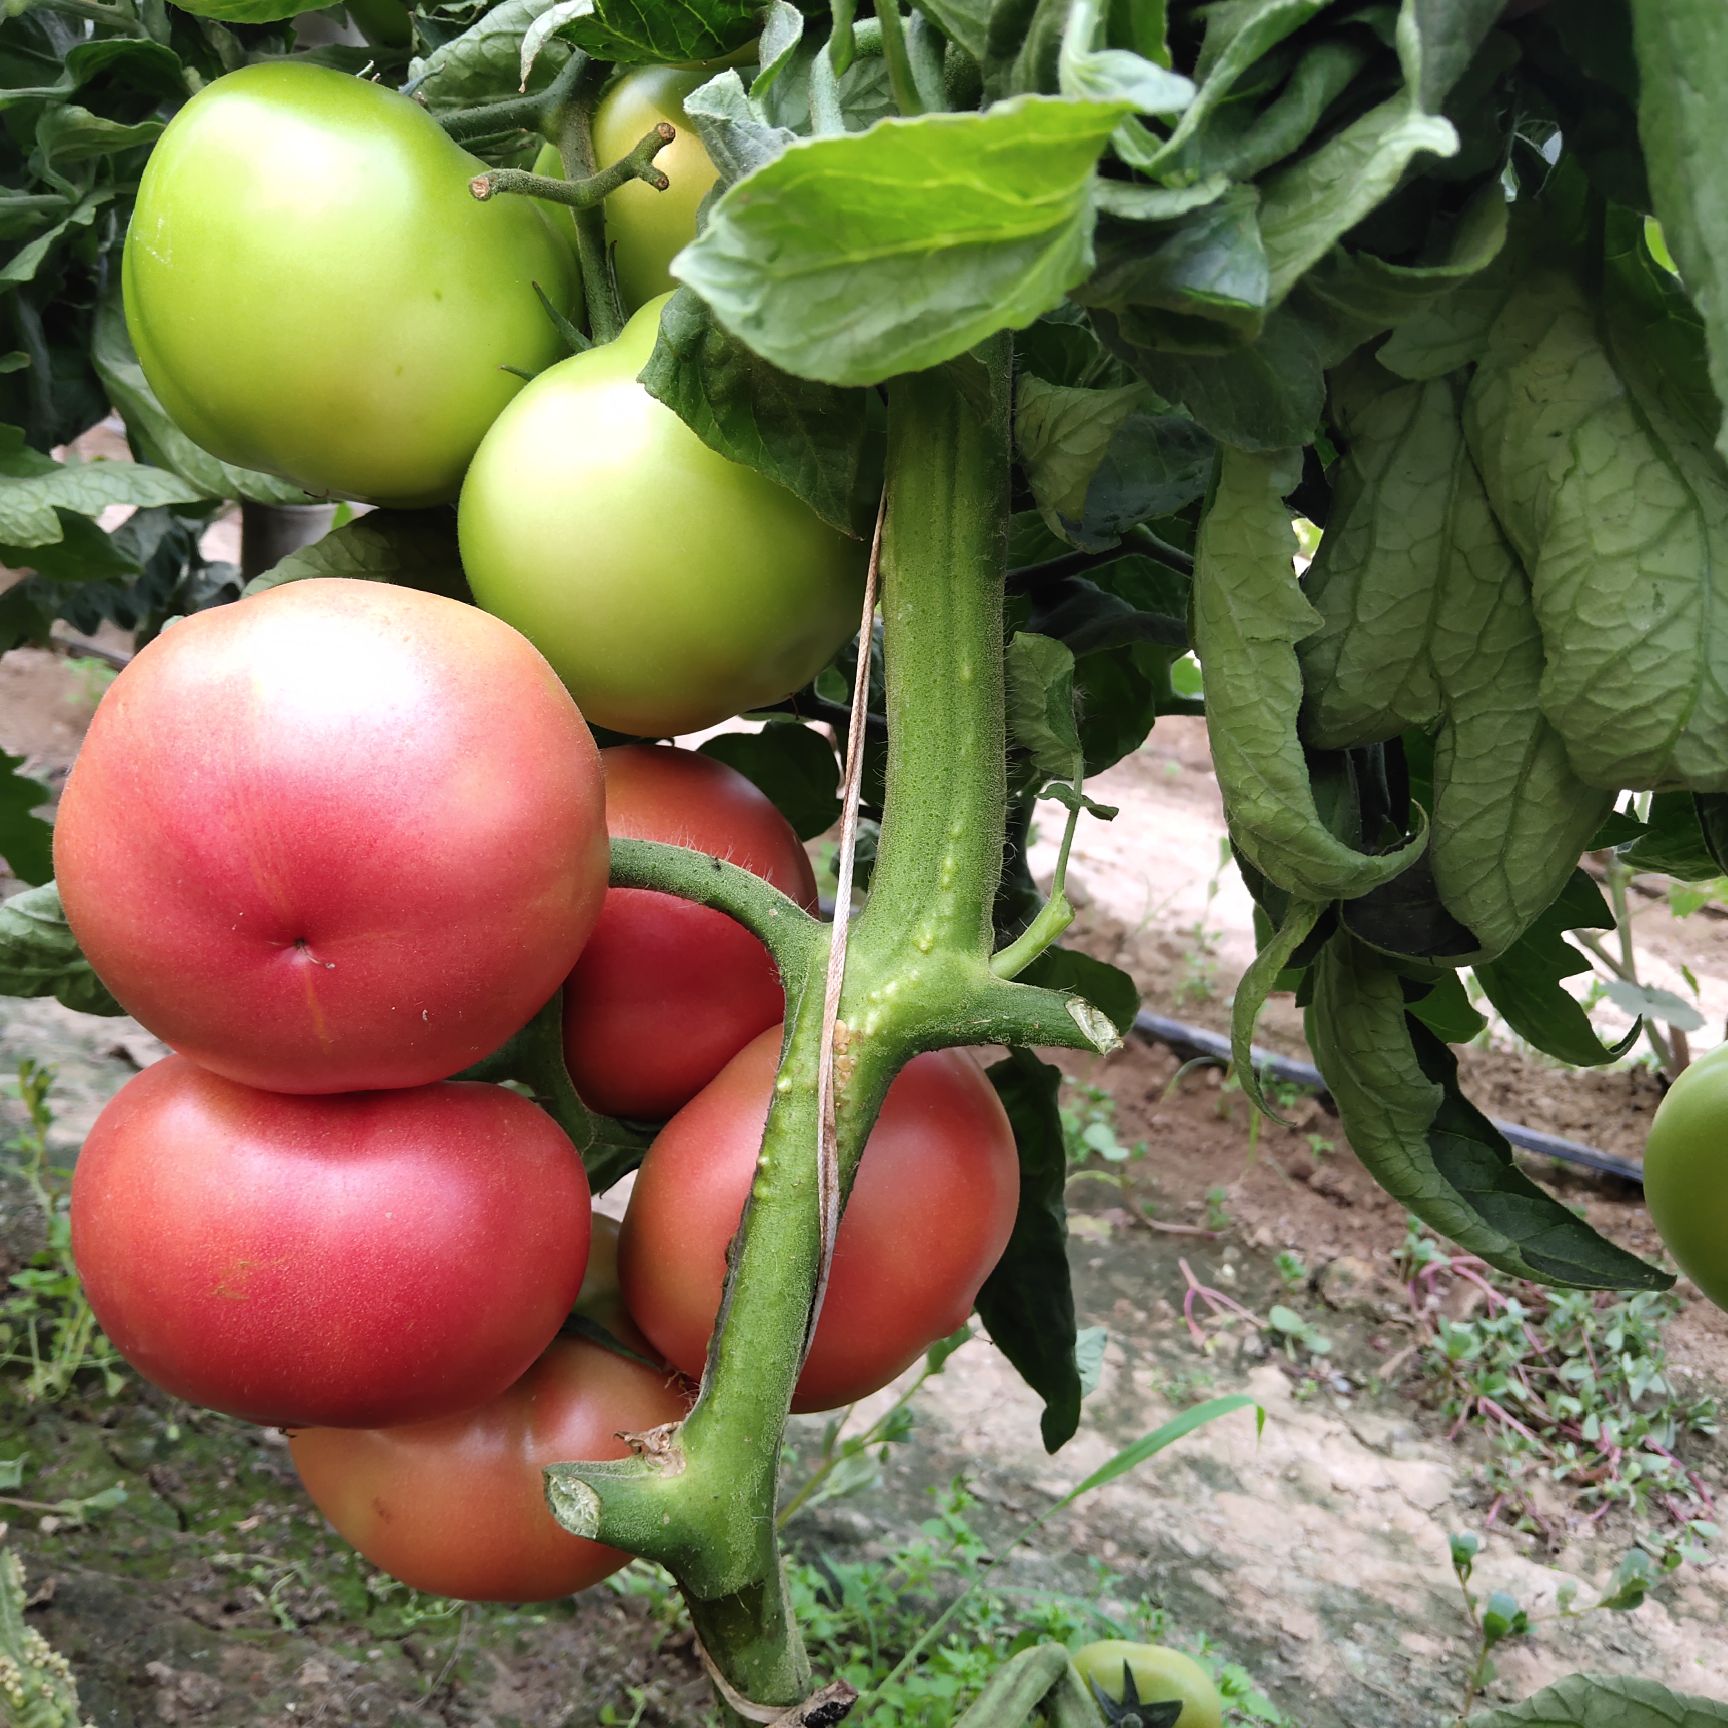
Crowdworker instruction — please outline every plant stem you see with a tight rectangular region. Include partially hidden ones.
[560,60,625,343]
[436,52,585,141]
[471,124,673,208]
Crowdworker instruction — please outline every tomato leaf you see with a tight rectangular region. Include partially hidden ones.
[530,0,759,68]
[1194,446,1423,901]
[638,288,881,539]
[676,97,1129,387]
[1231,895,1320,1122]
[977,1049,1085,1453]
[1014,375,1214,552]
[1474,872,1640,1068]
[1632,0,1728,468]
[1307,934,1668,1291]
[1005,631,1081,778]
[0,752,53,888]
[242,509,468,600]
[1618,792,1723,881]
[1465,206,1728,792]
[0,424,205,548]
[699,725,840,842]
[408,0,572,112]
[1465,1675,1728,1728]
[0,881,121,1016]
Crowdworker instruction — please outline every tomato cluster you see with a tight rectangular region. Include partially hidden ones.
[60,57,1027,1606]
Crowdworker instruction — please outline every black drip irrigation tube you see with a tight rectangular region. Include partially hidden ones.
[1134,1011,1646,1189]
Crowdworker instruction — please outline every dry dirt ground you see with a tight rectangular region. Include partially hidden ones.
[1,659,1724,1727]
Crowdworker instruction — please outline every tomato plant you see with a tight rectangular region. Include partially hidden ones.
[619,1028,1019,1411]
[1071,1642,1224,1728]
[289,1336,692,1600]
[71,1056,592,1428]
[1641,1046,1728,1313]
[124,62,577,507]
[458,296,866,735]
[563,743,818,1120]
[6,1,1728,1724]
[54,578,609,1095]
[592,67,721,312]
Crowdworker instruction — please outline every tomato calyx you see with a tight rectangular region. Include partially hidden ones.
[1087,1664,1184,1728]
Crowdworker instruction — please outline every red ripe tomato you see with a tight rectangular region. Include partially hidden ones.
[71,1057,592,1428]
[563,744,818,1120]
[289,1337,693,1601]
[619,1029,1019,1411]
[54,579,608,1094]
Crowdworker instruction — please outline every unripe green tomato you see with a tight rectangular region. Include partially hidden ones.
[591,66,721,310]
[458,296,866,736]
[1643,1043,1728,1312]
[123,63,578,507]
[1071,1642,1223,1728]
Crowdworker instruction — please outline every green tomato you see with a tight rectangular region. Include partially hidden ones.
[1643,1043,1728,1312]
[124,63,577,508]
[591,66,721,311]
[1071,1642,1224,1728]
[458,296,865,737]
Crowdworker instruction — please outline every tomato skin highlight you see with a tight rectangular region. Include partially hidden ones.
[1070,1642,1224,1728]
[1643,1044,1728,1313]
[564,745,818,1120]
[289,1337,692,1601]
[458,297,866,737]
[54,579,609,1095]
[123,62,577,507]
[592,67,721,311]
[72,1058,593,1429]
[619,1029,1019,1411]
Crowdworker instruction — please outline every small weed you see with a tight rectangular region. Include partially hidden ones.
[1396,1225,1718,1537]
[1204,1187,1232,1233]
[0,1061,125,1403]
[782,1479,1288,1726]
[1274,1251,1308,1292]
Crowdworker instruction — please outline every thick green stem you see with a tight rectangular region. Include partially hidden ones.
[875,2,925,115]
[559,62,625,344]
[851,351,1012,971]
[437,53,585,142]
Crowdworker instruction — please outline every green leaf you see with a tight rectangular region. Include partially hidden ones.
[1465,1675,1728,1728]
[1632,0,1728,468]
[241,509,468,599]
[1018,945,1141,1035]
[1005,632,1082,776]
[157,0,305,21]
[534,0,759,65]
[909,0,990,62]
[682,69,798,184]
[1600,977,1705,1033]
[408,0,571,110]
[0,882,122,1015]
[675,96,1128,387]
[0,39,184,113]
[33,107,162,173]
[1258,101,1458,305]
[1465,211,1728,792]
[1697,794,1728,873]
[1232,895,1320,1121]
[1300,359,1609,955]
[1094,303,1324,448]
[1139,0,1332,177]
[1409,970,1487,1045]
[1474,874,1639,1067]
[638,288,879,538]
[699,725,840,841]
[1619,792,1723,880]
[90,292,310,508]
[1400,0,1508,113]
[0,752,53,886]
[1307,936,1668,1290]
[977,1050,1084,1452]
[1194,446,1423,900]
[0,425,204,548]
[1015,376,1215,552]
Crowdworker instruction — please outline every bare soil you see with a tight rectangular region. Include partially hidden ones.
[2,663,1724,1727]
